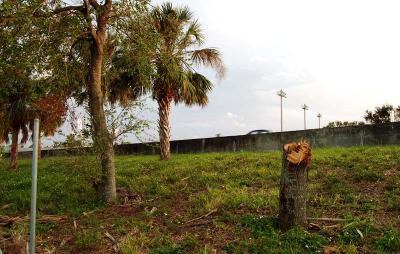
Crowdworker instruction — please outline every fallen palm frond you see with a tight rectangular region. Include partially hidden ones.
[185,208,218,225]
[0,215,67,226]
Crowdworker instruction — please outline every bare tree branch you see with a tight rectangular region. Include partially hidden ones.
[88,0,100,10]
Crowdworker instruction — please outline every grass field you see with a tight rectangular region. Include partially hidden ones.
[1,146,400,253]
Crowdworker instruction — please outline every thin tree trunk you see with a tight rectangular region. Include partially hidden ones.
[10,129,19,171]
[87,35,116,203]
[38,133,42,160]
[278,141,311,231]
[158,97,172,160]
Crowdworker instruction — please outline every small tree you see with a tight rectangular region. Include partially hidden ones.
[0,85,33,170]
[104,100,153,145]
[364,104,393,124]
[31,92,68,159]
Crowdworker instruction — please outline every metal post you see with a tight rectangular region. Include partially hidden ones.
[277,89,286,132]
[29,118,39,254]
[317,113,322,128]
[302,104,308,130]
[280,97,282,131]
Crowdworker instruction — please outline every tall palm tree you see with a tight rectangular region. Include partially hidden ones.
[109,2,225,160]
[150,2,225,160]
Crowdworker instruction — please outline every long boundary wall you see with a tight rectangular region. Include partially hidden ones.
[23,122,400,157]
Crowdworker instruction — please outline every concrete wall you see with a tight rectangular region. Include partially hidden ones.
[14,122,400,157]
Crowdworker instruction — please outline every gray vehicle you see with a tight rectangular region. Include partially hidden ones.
[246,129,270,135]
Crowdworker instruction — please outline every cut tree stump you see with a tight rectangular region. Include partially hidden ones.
[278,140,311,231]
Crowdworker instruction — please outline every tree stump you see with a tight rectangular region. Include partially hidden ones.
[278,141,311,231]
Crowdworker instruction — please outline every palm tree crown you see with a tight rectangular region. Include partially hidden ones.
[150,2,225,106]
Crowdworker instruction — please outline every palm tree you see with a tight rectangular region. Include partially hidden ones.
[109,2,225,160]
[150,2,225,160]
[0,87,31,170]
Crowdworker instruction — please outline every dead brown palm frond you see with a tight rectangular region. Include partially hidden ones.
[189,48,226,80]
[20,125,29,144]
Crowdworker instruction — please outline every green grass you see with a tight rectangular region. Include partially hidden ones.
[1,146,400,253]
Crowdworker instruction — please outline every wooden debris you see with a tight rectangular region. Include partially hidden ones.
[0,204,11,210]
[308,222,341,231]
[0,215,67,226]
[308,223,322,230]
[82,209,96,216]
[324,246,341,254]
[185,208,218,224]
[308,217,348,222]
[0,235,27,254]
[105,231,116,243]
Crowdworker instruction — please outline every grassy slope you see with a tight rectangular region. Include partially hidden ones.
[1,146,400,253]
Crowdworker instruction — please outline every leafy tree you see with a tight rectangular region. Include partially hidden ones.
[21,0,152,202]
[105,100,153,145]
[59,99,153,147]
[364,104,394,124]
[0,1,39,170]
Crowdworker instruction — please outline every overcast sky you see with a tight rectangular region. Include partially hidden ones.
[41,0,400,146]
[152,0,400,141]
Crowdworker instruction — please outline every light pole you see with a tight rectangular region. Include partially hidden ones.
[277,89,286,132]
[29,118,39,254]
[302,104,309,130]
[317,113,322,128]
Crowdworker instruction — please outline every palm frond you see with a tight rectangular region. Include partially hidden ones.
[190,48,226,79]
[179,19,204,49]
[176,72,212,107]
[176,5,193,23]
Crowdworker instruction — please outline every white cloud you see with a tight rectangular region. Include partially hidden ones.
[226,112,235,119]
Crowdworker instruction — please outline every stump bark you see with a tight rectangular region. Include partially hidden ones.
[278,141,311,231]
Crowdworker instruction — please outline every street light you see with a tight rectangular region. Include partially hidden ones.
[317,113,322,128]
[277,89,286,132]
[301,104,309,130]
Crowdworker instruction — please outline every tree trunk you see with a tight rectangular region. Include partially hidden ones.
[158,96,172,160]
[38,133,42,160]
[87,35,116,203]
[278,141,311,231]
[10,129,19,171]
